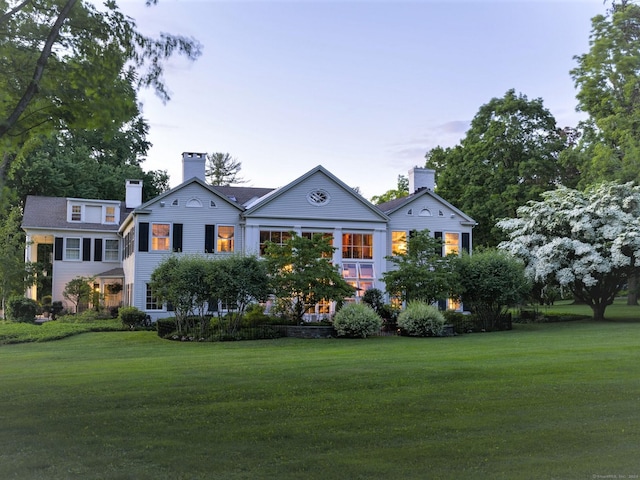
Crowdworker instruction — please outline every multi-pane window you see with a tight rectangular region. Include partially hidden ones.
[146,284,160,310]
[342,262,375,297]
[342,233,373,259]
[105,206,116,223]
[302,231,333,257]
[444,232,460,256]
[65,238,81,260]
[217,226,234,252]
[123,227,135,259]
[105,239,119,261]
[151,224,170,251]
[391,231,407,255]
[71,205,81,221]
[260,230,292,255]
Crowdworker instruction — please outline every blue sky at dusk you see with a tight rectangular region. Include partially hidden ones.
[119,0,604,199]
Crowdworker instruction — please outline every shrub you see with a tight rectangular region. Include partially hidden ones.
[57,310,113,324]
[156,318,177,338]
[242,304,270,327]
[442,310,475,334]
[6,296,39,323]
[51,301,64,320]
[398,301,446,337]
[333,303,382,338]
[118,306,148,329]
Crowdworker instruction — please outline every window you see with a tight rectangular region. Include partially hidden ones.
[186,198,202,208]
[210,200,216,208]
[419,208,432,217]
[123,227,135,259]
[260,230,292,255]
[171,199,179,206]
[444,232,460,256]
[217,226,234,252]
[105,239,119,261]
[65,238,81,260]
[342,233,373,259]
[391,231,407,255]
[342,262,375,297]
[71,205,81,221]
[105,206,116,223]
[146,284,161,310]
[152,224,170,251]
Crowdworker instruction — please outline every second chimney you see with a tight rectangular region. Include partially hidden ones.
[182,152,207,183]
[408,167,435,193]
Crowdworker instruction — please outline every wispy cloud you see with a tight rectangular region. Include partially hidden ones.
[388,120,470,161]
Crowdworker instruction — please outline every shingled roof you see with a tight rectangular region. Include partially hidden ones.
[213,185,275,207]
[22,196,130,231]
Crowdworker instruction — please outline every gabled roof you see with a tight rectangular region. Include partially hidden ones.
[132,177,248,212]
[242,165,389,221]
[22,196,129,232]
[377,188,476,225]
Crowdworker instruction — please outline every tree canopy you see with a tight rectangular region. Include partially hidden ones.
[498,181,640,321]
[370,175,408,205]
[425,89,574,247]
[264,233,354,322]
[205,152,246,186]
[570,0,640,187]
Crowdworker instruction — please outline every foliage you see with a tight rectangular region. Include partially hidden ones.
[383,229,457,304]
[0,206,34,314]
[370,174,408,204]
[397,301,446,337]
[205,152,246,186]
[118,306,148,329]
[0,317,122,344]
[425,89,574,247]
[5,295,38,323]
[498,182,640,321]
[362,288,385,313]
[264,233,355,322]
[570,1,640,187]
[332,303,382,338]
[62,276,94,313]
[207,255,270,334]
[0,0,201,152]
[442,310,476,334]
[242,304,271,327]
[453,249,528,330]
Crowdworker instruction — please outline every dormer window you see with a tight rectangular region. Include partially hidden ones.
[71,205,82,222]
[105,206,116,223]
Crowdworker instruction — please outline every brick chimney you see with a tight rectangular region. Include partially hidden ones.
[182,152,207,182]
[408,167,435,193]
[125,179,143,208]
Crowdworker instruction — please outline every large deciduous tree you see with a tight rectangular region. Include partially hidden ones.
[498,182,640,321]
[570,0,640,187]
[0,0,201,181]
[264,233,354,323]
[425,89,573,248]
[370,175,408,205]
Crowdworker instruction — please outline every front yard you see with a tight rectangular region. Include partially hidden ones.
[0,320,639,479]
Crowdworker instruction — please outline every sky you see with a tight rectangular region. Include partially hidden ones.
[117,0,605,200]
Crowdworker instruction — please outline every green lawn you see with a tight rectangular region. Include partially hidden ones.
[1,321,639,479]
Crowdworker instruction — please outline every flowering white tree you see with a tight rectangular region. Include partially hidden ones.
[498,182,640,321]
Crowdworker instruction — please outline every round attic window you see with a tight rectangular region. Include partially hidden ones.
[307,189,330,206]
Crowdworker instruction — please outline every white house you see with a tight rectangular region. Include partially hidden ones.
[22,152,476,319]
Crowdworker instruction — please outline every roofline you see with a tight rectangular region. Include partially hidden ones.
[382,188,476,224]
[243,165,390,221]
[22,226,121,234]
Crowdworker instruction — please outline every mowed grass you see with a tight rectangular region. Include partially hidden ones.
[1,321,639,480]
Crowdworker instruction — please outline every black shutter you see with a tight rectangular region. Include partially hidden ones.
[173,223,183,252]
[54,237,63,261]
[82,238,91,261]
[94,239,103,261]
[205,225,215,253]
[434,232,443,257]
[462,233,470,254]
[139,222,149,252]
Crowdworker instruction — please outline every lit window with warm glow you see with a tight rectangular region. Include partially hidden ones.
[391,231,407,255]
[444,232,459,256]
[152,224,170,251]
[217,226,235,252]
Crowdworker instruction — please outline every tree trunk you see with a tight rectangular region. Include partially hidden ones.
[591,302,607,322]
[627,270,639,305]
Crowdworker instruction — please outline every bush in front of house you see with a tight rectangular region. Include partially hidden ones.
[118,306,148,329]
[398,301,446,337]
[333,303,382,338]
[6,296,39,323]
